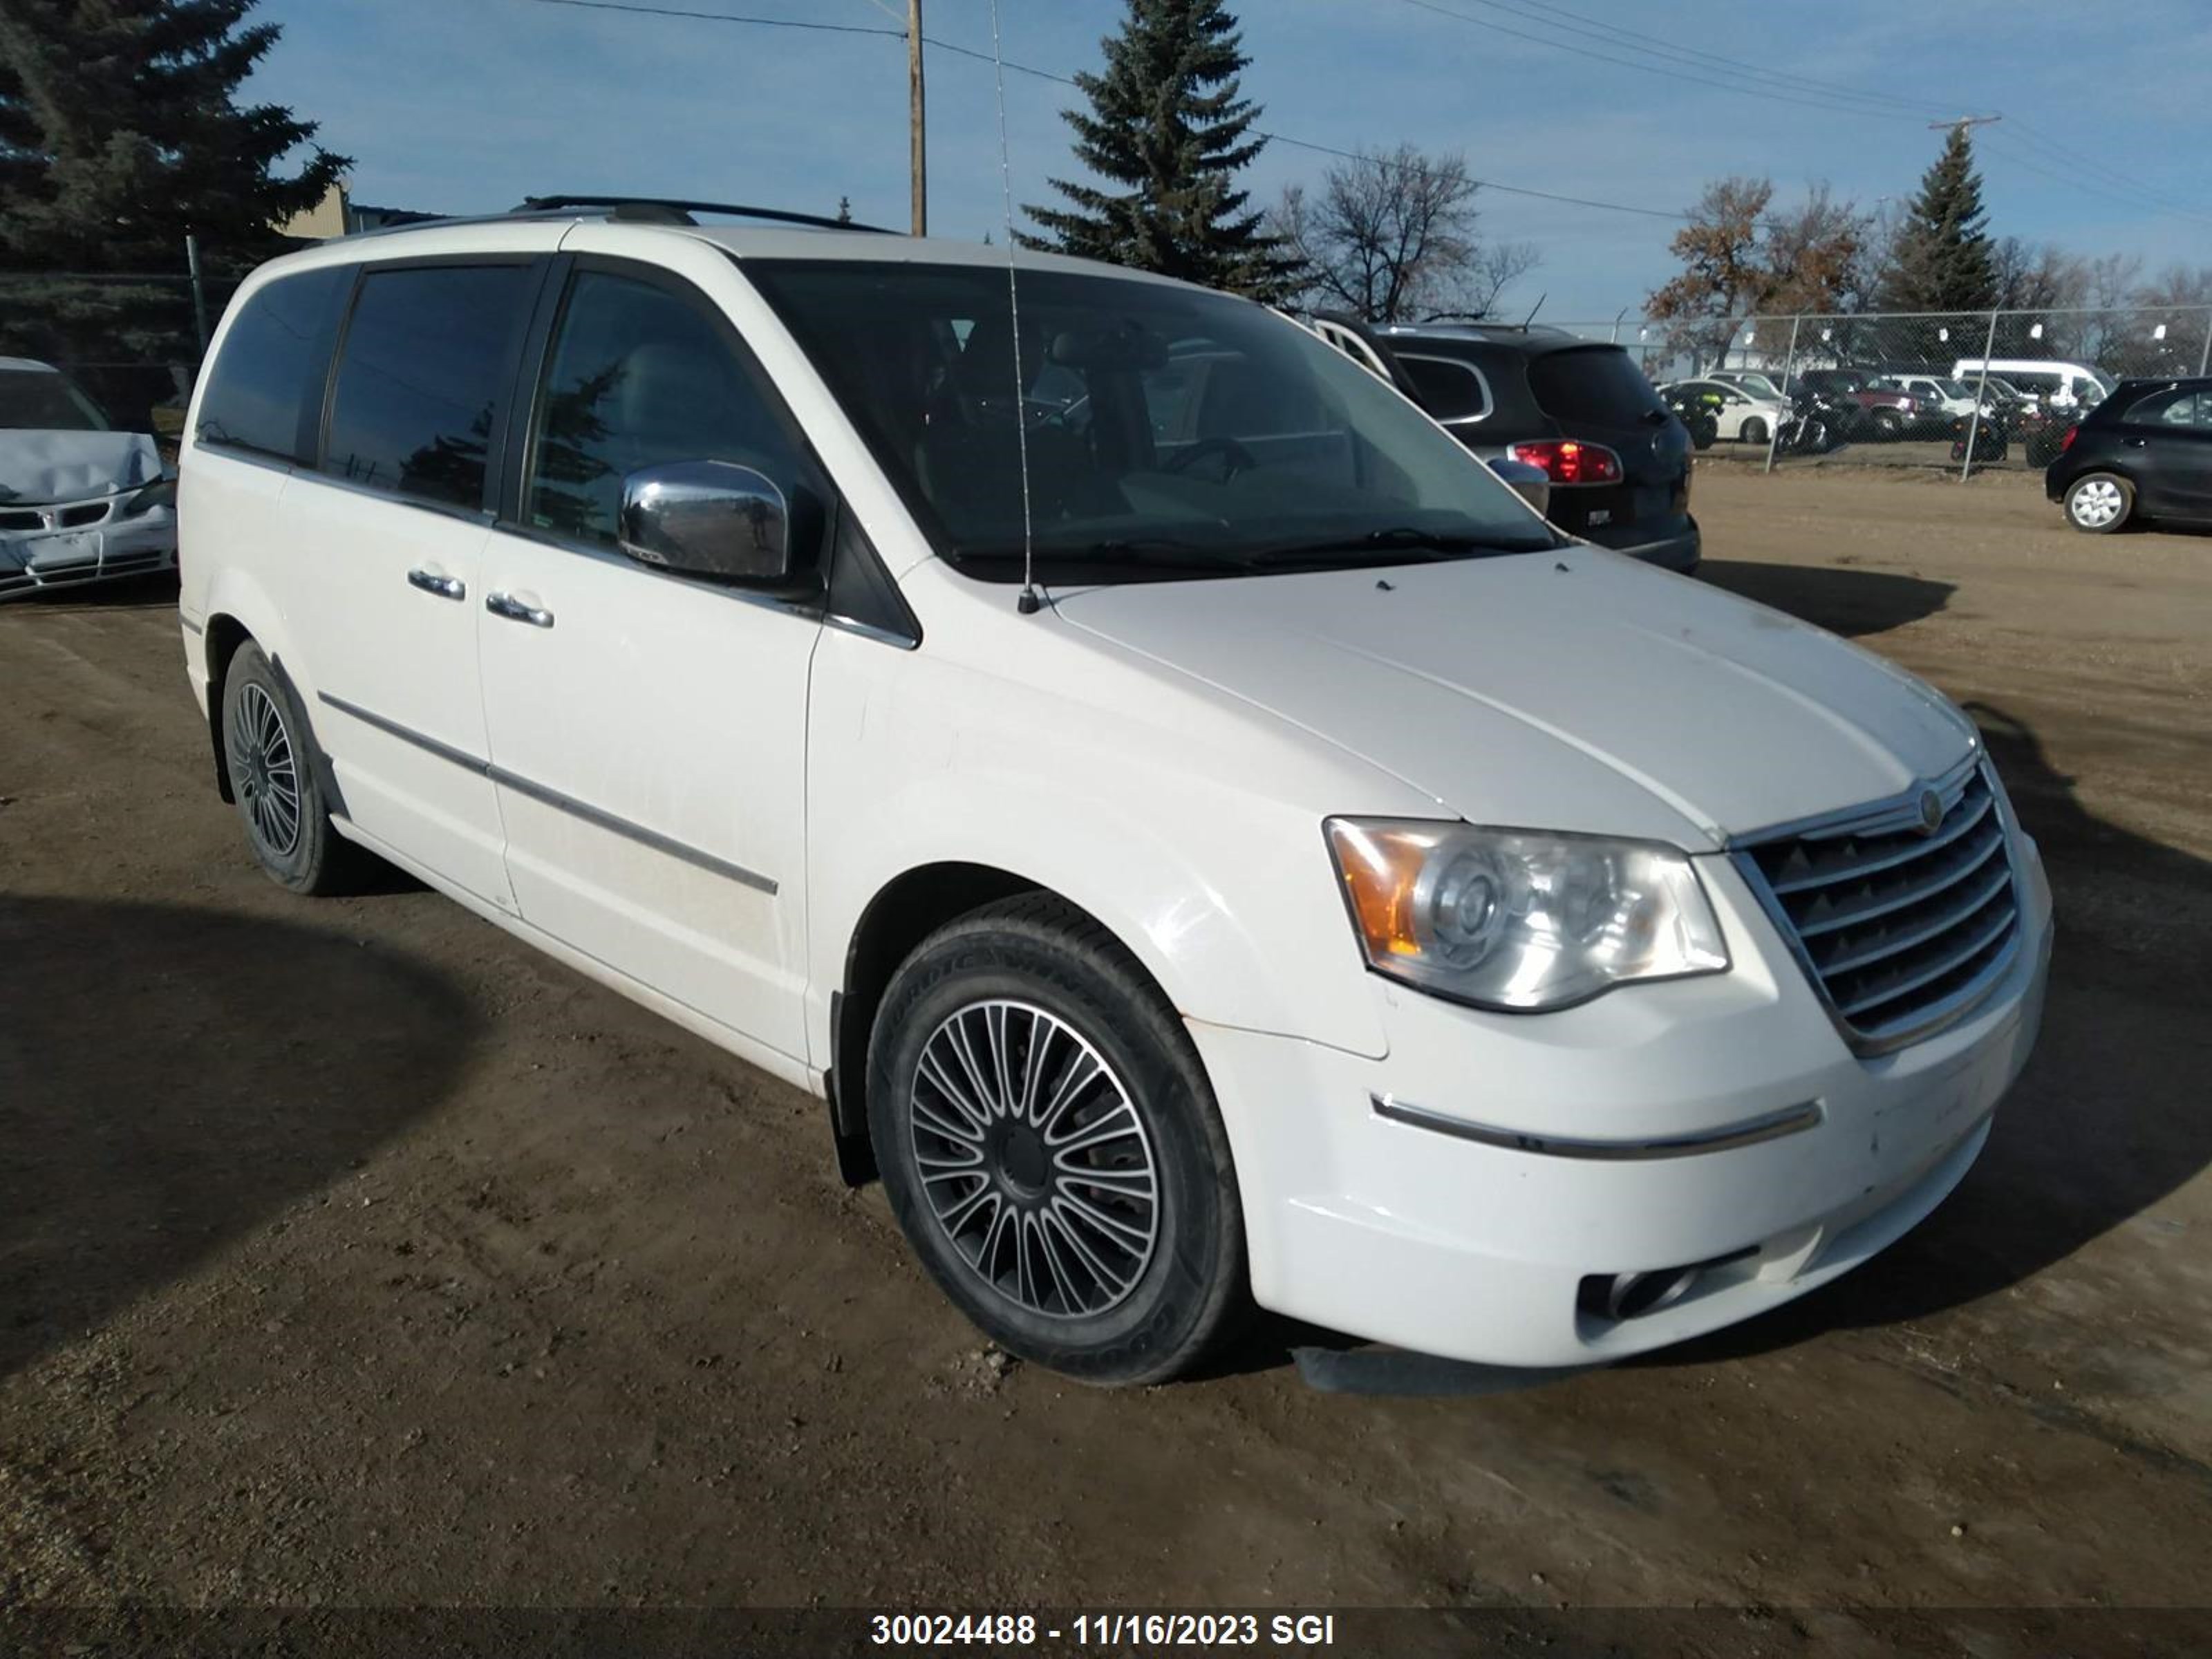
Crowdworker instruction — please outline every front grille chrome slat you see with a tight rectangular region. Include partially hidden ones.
[1766,789,1994,894]
[1792,817,2007,938]
[1812,863,2014,977]
[1735,762,2020,1051]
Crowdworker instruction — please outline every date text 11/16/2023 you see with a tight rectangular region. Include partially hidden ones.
[870,1613,1338,1647]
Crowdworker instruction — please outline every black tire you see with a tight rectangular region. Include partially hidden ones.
[2063,471,2134,534]
[866,894,1246,1386]
[220,642,366,894]
[1870,408,1904,440]
[1738,416,1767,447]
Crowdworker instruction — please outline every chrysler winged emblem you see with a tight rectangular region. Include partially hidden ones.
[1917,787,1944,836]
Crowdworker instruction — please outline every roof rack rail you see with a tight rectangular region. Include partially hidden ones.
[514,196,898,234]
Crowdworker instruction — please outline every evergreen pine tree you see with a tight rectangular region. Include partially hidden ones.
[1021,0,1291,296]
[1877,124,1998,315]
[0,0,346,418]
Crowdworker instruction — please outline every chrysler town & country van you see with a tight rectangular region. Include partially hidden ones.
[177,200,2052,1384]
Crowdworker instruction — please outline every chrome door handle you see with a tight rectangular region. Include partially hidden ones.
[2123,438,2148,448]
[485,591,554,629]
[406,568,465,600]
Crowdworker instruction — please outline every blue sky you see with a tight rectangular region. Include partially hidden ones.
[247,0,2212,319]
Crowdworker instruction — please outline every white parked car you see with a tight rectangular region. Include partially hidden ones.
[177,201,2053,1385]
[1664,378,1789,443]
[1,356,177,599]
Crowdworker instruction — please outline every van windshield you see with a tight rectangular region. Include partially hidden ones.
[744,259,1560,580]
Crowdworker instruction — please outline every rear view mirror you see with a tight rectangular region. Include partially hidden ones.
[619,461,794,583]
[1485,456,1551,518]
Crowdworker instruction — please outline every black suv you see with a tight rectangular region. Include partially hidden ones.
[1357,321,1699,574]
[2045,377,2212,533]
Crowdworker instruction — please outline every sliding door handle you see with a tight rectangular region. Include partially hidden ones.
[406,567,466,600]
[485,590,554,629]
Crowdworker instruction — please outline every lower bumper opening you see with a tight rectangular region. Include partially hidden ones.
[1579,1246,1759,1325]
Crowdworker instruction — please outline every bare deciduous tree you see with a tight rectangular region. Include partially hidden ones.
[1645,177,1871,368]
[1268,144,1538,323]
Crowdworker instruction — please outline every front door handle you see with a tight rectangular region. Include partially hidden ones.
[406,567,466,601]
[2124,437,2148,448]
[485,590,554,629]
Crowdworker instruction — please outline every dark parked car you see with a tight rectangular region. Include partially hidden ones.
[2045,377,2212,533]
[1357,320,1698,573]
[1791,368,1926,439]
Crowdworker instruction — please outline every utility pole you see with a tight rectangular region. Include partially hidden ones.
[908,0,927,236]
[1929,113,2003,134]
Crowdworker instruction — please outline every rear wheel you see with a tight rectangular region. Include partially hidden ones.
[221,642,366,894]
[867,894,1246,1386]
[2064,472,2133,534]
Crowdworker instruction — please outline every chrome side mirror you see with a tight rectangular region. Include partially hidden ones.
[618,461,793,583]
[1485,456,1551,519]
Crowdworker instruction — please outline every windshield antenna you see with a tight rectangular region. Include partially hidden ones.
[984,0,1041,615]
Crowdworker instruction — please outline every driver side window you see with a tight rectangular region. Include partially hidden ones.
[525,270,800,551]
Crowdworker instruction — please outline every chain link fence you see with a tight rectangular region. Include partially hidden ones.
[1,265,244,459]
[1553,306,2212,480]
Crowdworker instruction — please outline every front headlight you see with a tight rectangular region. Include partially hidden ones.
[1324,818,1728,1011]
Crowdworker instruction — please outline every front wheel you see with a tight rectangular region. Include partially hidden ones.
[866,894,1246,1385]
[1738,416,1768,447]
[2065,472,2134,534]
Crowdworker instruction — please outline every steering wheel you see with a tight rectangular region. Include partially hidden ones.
[1163,435,1257,482]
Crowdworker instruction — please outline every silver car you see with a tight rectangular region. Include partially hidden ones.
[1,357,177,599]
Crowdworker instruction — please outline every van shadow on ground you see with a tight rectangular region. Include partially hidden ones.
[0,897,480,1381]
[1696,559,1953,637]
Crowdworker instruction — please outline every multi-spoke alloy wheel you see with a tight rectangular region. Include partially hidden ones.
[868,895,1246,1385]
[909,1000,1160,1319]
[229,680,303,858]
[219,641,365,895]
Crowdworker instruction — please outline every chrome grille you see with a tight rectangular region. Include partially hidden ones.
[1735,760,2019,1051]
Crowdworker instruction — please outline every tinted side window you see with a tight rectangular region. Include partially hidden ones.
[196,266,346,462]
[524,270,804,550]
[325,265,535,509]
[1400,355,1489,422]
[2127,387,2209,427]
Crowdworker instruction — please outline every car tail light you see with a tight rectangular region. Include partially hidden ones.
[2060,424,2079,451]
[1509,439,1623,485]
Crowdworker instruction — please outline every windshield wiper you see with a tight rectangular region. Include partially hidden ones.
[957,536,1259,572]
[1248,526,1550,565]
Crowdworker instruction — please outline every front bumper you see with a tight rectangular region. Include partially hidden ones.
[1188,831,2052,1367]
[0,501,176,600]
[1588,516,1700,575]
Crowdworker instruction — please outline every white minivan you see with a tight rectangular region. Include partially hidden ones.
[178,201,2052,1385]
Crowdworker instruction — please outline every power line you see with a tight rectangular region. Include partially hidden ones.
[502,0,1721,230]
[515,0,902,39]
[1386,0,1930,120]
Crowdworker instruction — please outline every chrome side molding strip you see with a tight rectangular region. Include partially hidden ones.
[316,691,777,896]
[1370,1094,1824,1160]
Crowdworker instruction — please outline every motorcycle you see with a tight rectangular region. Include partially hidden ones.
[1778,386,1850,455]
[1662,385,1721,451]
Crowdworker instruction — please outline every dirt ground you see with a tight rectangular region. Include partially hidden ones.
[3,467,2209,1652]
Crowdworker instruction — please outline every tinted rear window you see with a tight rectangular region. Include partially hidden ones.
[196,267,347,462]
[324,264,535,509]
[1526,348,1664,426]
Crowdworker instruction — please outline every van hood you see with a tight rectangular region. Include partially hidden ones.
[1054,549,1976,850]
[0,431,160,505]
